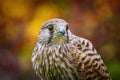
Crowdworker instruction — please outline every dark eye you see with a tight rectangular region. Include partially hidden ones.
[47,25,55,32]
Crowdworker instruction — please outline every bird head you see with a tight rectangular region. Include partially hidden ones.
[38,18,71,45]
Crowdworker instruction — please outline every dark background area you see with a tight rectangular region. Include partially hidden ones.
[0,0,120,80]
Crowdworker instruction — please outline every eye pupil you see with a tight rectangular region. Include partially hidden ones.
[48,25,54,31]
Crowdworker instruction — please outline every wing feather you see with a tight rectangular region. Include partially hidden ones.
[72,36,111,80]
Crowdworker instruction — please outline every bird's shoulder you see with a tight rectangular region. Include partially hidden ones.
[69,35,97,53]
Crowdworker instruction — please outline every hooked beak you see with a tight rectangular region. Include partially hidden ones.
[58,29,65,36]
[57,27,65,36]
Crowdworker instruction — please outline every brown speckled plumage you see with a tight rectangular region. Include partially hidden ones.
[32,18,111,80]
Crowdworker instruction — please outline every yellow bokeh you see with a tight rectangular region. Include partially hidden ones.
[1,0,30,18]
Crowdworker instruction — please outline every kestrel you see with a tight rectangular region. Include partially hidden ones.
[32,18,111,80]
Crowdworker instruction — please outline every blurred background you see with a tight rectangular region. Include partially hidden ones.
[0,0,120,80]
